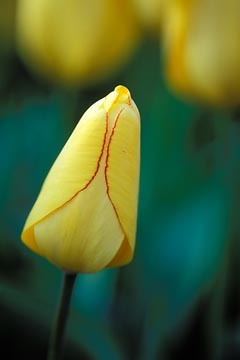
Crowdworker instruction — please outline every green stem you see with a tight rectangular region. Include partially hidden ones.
[47,272,77,360]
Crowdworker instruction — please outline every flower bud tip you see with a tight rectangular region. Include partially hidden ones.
[115,85,131,105]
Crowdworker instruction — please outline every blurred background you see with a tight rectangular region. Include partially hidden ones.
[1,0,240,359]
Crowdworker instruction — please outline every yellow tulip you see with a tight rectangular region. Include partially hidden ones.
[16,0,139,86]
[0,0,15,53]
[163,0,240,106]
[21,86,140,273]
[133,0,164,30]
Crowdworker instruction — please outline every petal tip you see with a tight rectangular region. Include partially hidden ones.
[114,85,131,103]
[104,85,132,112]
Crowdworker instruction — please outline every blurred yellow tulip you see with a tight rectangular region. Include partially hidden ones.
[16,0,139,86]
[21,86,140,273]
[133,0,164,30]
[0,0,15,53]
[163,0,240,106]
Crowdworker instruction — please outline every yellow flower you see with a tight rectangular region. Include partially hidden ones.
[163,0,240,106]
[0,0,15,54]
[21,86,140,273]
[133,0,164,30]
[16,0,139,86]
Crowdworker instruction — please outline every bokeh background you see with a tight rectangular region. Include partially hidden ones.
[1,1,240,359]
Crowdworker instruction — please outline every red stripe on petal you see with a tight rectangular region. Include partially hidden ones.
[53,113,109,210]
[104,109,124,223]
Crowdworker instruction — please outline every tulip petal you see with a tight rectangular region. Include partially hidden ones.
[105,105,140,262]
[106,237,132,268]
[34,157,124,273]
[22,101,108,252]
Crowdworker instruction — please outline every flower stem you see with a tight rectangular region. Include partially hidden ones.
[47,272,77,360]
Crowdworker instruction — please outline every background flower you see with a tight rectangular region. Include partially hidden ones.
[132,0,164,31]
[162,0,240,106]
[16,0,140,86]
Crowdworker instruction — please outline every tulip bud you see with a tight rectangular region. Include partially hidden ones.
[16,0,139,86]
[21,86,140,273]
[163,0,240,106]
